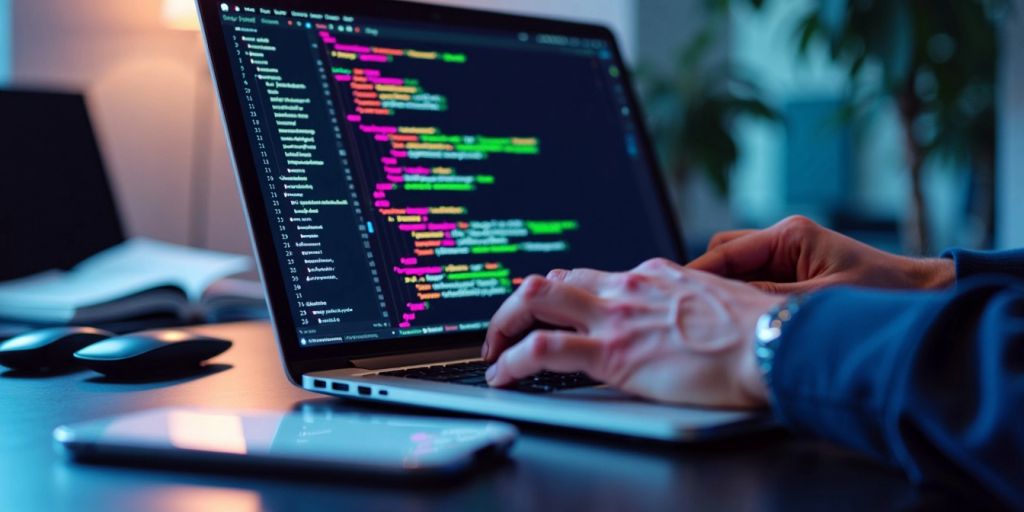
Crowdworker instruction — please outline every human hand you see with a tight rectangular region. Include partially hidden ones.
[687,216,955,294]
[481,258,786,408]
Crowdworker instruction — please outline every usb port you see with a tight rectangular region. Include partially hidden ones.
[358,386,372,396]
[331,382,349,392]
[313,379,327,389]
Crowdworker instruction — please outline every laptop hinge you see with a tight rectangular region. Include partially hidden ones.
[351,346,481,371]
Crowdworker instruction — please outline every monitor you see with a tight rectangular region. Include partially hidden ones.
[0,90,124,282]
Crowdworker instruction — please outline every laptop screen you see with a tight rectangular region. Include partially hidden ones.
[214,2,679,348]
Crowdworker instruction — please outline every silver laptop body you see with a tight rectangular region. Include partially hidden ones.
[303,347,762,442]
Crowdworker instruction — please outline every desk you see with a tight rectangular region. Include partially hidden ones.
[1,322,923,511]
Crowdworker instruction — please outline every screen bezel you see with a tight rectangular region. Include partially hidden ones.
[196,0,686,383]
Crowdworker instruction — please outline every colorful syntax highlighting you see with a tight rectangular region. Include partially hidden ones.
[317,31,580,330]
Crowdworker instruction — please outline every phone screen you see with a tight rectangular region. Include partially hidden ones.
[55,407,517,476]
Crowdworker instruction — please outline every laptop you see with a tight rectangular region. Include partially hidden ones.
[198,0,764,441]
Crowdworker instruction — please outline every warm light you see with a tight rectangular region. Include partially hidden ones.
[162,0,201,31]
[168,410,248,454]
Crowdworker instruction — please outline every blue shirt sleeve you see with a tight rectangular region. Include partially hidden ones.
[770,278,1024,507]
[944,248,1024,281]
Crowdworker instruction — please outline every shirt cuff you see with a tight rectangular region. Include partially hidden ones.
[941,248,1024,282]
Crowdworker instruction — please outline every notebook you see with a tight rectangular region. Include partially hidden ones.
[0,238,258,324]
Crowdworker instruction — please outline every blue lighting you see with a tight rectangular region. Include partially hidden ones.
[0,0,9,85]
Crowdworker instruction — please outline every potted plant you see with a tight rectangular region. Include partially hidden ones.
[636,9,777,235]
[790,0,1006,254]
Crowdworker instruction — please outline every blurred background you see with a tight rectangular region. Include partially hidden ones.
[0,0,1021,259]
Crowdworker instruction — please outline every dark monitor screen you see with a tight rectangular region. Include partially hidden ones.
[0,90,124,281]
[214,2,680,349]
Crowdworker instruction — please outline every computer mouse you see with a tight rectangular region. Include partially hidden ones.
[72,329,231,378]
[0,326,114,371]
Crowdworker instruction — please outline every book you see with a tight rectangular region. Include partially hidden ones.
[0,238,261,324]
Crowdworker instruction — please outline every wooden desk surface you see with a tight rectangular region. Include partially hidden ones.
[0,322,922,511]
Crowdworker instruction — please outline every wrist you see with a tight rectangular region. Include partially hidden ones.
[738,342,770,407]
[904,257,956,290]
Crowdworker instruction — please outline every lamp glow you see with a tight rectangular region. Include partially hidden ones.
[161,0,200,31]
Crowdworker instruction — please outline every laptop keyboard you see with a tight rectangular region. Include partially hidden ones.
[378,361,599,394]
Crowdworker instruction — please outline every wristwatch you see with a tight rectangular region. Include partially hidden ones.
[754,294,807,387]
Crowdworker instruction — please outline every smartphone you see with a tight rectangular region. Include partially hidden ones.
[54,407,518,479]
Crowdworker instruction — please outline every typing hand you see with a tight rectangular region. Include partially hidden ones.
[481,258,784,408]
[687,216,955,294]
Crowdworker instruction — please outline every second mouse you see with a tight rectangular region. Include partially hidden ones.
[72,330,232,379]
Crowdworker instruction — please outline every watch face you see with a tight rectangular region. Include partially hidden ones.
[756,312,783,344]
[754,296,805,385]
